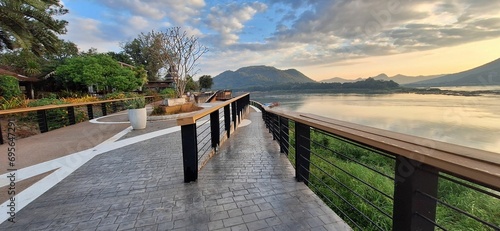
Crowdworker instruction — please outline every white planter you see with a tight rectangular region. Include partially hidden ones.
[128,108,147,130]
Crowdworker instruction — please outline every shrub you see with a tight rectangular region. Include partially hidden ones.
[0,75,22,100]
[160,88,176,98]
[124,97,146,109]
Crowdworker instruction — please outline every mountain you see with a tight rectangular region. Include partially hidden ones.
[319,77,355,83]
[321,73,442,85]
[373,73,443,85]
[407,58,500,87]
[213,65,315,89]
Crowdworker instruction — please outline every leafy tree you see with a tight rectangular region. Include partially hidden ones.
[0,0,68,56]
[185,76,198,92]
[0,40,78,77]
[199,75,213,90]
[121,33,164,81]
[56,54,145,92]
[106,51,132,64]
[0,75,21,100]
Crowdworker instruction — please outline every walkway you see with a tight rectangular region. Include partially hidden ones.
[0,109,350,230]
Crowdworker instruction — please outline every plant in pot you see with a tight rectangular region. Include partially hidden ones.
[125,97,147,129]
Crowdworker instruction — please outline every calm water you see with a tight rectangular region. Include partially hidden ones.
[251,92,500,153]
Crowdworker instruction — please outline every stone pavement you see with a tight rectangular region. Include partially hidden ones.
[0,110,351,231]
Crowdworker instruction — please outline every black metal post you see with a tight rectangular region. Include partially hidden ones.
[181,124,198,183]
[393,157,439,231]
[87,105,94,120]
[112,102,117,112]
[0,123,3,144]
[67,106,76,125]
[37,110,49,133]
[101,103,107,116]
[210,110,220,149]
[280,116,289,155]
[295,122,311,184]
[231,101,237,130]
[224,105,231,138]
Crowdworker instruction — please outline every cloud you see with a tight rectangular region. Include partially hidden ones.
[61,17,121,52]
[205,2,267,45]
[94,0,206,24]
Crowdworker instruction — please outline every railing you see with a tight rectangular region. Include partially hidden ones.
[177,93,250,183]
[251,100,500,231]
[0,96,157,144]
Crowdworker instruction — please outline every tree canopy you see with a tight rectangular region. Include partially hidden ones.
[199,75,213,90]
[0,0,68,56]
[121,33,164,81]
[55,54,147,93]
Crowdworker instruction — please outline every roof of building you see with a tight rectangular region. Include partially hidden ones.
[0,68,40,82]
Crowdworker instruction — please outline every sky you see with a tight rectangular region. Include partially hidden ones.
[60,0,500,81]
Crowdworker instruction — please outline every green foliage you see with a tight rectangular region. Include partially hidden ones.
[27,97,69,130]
[124,97,146,109]
[245,78,400,92]
[121,33,164,81]
[55,54,142,92]
[0,0,68,56]
[185,76,198,92]
[159,88,176,98]
[199,75,213,90]
[286,126,499,230]
[0,75,21,100]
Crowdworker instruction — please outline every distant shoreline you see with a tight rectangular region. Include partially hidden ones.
[243,87,500,97]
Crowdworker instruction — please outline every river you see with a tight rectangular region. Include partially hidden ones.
[251,91,500,154]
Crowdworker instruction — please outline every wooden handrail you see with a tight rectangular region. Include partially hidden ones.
[0,96,156,115]
[265,106,500,191]
[177,93,249,126]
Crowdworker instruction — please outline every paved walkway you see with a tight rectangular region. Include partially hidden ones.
[0,109,350,231]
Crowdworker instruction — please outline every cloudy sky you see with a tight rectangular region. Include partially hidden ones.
[61,0,500,80]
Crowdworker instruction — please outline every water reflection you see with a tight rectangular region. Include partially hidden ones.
[251,92,500,153]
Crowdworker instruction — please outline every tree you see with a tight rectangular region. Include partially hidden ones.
[0,0,68,56]
[55,54,146,93]
[199,75,213,90]
[121,33,164,81]
[185,76,198,92]
[0,75,21,100]
[157,27,208,97]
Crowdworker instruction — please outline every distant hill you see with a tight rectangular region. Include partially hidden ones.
[319,77,355,83]
[213,65,315,89]
[321,73,442,85]
[407,58,500,87]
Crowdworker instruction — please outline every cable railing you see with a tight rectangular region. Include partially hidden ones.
[0,96,157,144]
[251,100,499,231]
[177,93,250,183]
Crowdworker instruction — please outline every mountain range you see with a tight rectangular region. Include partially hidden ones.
[406,58,500,87]
[320,74,443,85]
[212,58,500,89]
[212,65,314,89]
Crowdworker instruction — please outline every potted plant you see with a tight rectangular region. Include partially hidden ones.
[125,97,147,129]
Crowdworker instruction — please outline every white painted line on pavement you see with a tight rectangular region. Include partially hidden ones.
[0,125,181,223]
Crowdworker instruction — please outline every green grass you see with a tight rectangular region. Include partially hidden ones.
[286,122,500,231]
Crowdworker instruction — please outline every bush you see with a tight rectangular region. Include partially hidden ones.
[0,75,22,100]
[160,88,176,98]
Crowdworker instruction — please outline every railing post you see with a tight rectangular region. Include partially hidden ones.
[87,105,94,120]
[280,116,289,155]
[0,123,3,144]
[210,110,220,149]
[295,122,310,184]
[37,110,49,133]
[101,103,107,116]
[272,114,278,140]
[181,123,198,183]
[231,101,237,129]
[67,106,76,125]
[224,105,231,138]
[393,157,439,231]
[112,102,117,112]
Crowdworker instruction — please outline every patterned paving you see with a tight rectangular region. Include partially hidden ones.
[0,111,350,231]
